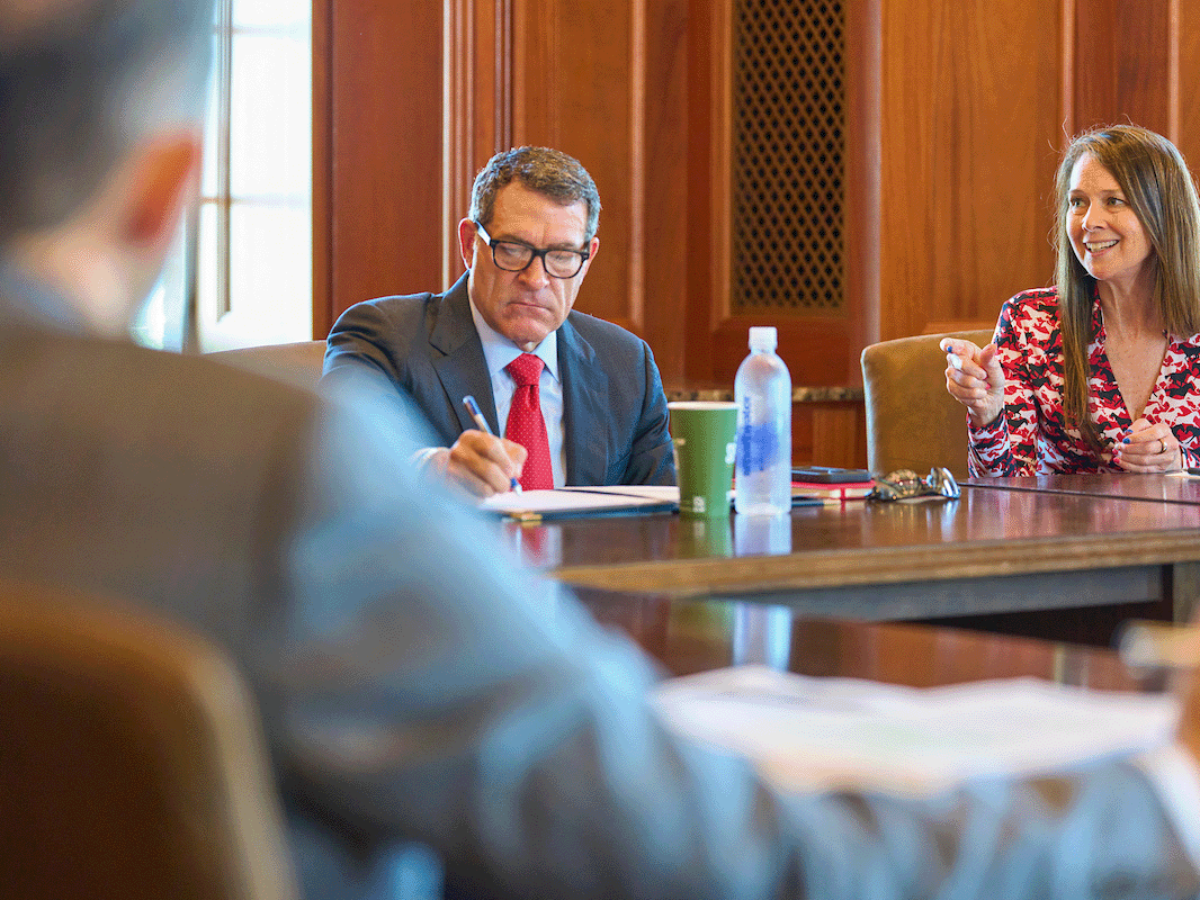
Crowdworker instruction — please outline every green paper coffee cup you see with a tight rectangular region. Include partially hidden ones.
[669,401,737,519]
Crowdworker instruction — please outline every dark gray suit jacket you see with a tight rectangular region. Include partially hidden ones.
[322,274,675,486]
[1,267,1197,900]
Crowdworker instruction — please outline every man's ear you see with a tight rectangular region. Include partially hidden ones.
[457,217,478,271]
[580,234,599,276]
[122,131,202,249]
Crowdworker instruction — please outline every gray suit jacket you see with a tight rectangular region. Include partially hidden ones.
[0,268,1197,899]
[322,274,675,486]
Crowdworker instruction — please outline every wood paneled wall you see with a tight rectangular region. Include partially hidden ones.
[878,0,1200,342]
[876,0,1064,341]
[313,0,445,340]
[314,0,1200,464]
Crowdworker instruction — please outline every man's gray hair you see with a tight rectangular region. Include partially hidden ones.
[0,0,214,246]
[469,147,601,240]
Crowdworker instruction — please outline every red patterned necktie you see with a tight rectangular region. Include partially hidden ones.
[504,353,554,490]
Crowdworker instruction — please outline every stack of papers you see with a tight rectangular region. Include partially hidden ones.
[482,485,827,520]
[653,666,1177,796]
[480,485,679,521]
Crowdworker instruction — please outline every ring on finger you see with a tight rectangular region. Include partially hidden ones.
[1160,438,1168,454]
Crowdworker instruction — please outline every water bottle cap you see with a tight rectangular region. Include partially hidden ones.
[748,326,777,351]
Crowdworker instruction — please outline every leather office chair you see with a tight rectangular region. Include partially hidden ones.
[208,340,327,391]
[860,328,994,480]
[0,584,298,900]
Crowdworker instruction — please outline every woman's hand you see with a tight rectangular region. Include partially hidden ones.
[941,338,1006,427]
[1116,418,1183,472]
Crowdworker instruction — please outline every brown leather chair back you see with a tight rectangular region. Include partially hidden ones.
[860,329,994,479]
[0,585,298,900]
[208,340,327,391]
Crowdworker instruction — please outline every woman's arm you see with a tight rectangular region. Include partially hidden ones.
[961,297,1045,476]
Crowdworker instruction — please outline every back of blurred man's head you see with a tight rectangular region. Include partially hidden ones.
[0,0,212,252]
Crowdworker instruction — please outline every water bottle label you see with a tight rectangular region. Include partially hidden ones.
[738,419,779,475]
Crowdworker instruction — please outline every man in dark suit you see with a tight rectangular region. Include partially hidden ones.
[323,147,675,496]
[5,2,1200,899]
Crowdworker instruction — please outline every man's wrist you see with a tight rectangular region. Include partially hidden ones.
[410,446,449,473]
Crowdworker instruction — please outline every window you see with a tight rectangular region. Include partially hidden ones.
[135,0,312,351]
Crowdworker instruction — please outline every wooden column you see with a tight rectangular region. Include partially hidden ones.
[313,0,445,337]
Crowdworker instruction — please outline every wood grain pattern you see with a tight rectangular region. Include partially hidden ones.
[323,1,444,327]
[539,478,1190,646]
[1070,0,1174,137]
[525,482,1200,605]
[811,402,867,468]
[1177,0,1200,167]
[967,473,1200,505]
[878,0,1063,342]
[845,0,882,351]
[513,1,638,331]
[682,0,720,384]
[638,1,690,383]
[444,0,514,287]
[577,593,1142,688]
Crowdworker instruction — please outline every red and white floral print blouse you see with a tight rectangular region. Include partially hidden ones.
[968,287,1200,475]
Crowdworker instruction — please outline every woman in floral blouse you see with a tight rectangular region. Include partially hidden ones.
[943,125,1200,475]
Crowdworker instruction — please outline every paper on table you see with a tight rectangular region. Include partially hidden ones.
[653,665,1178,796]
[480,486,679,520]
[560,485,681,501]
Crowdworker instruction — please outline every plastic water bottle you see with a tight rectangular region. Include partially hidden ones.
[735,326,792,516]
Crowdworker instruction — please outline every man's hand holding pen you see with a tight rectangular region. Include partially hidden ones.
[431,430,526,498]
[428,395,526,498]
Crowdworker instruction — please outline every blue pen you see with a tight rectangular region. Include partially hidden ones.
[462,395,522,494]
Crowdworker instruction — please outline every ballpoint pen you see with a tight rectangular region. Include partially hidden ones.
[462,395,521,494]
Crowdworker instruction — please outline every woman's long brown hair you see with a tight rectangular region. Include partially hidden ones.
[1053,126,1200,450]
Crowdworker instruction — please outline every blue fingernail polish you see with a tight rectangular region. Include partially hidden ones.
[1122,437,1130,444]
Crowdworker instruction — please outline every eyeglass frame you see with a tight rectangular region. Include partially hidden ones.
[472,220,591,279]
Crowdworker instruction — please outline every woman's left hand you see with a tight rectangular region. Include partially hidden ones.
[1116,418,1183,472]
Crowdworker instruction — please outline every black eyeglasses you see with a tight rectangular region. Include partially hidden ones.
[473,221,590,279]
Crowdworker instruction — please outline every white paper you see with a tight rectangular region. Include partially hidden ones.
[480,486,678,517]
[654,665,1178,796]
[560,485,681,501]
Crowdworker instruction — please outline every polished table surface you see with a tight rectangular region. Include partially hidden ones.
[575,592,1156,694]
[967,472,1200,505]
[500,476,1200,644]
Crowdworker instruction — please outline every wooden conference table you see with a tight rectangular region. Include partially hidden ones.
[500,474,1200,645]
[574,594,1154,694]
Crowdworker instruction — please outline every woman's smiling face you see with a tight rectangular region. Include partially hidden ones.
[1067,152,1156,297]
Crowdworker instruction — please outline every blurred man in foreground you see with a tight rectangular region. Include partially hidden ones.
[2,1,1200,898]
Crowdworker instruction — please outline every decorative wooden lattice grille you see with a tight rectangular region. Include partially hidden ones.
[731,0,845,315]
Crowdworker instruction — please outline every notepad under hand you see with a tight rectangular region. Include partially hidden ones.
[480,486,680,521]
